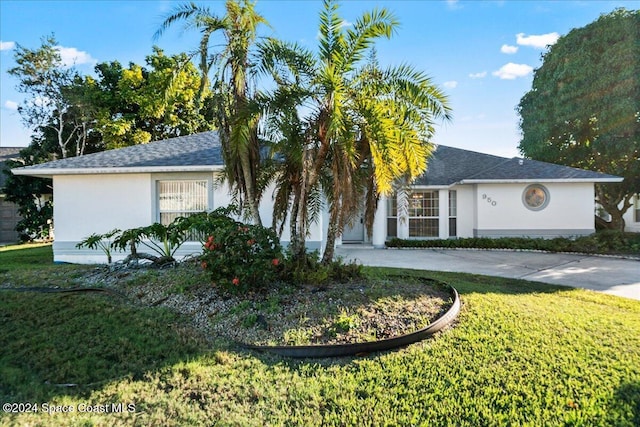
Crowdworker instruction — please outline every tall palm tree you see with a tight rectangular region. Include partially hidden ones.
[258,38,318,256]
[260,0,452,262]
[155,1,268,225]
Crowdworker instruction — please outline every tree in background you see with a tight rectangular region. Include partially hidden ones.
[5,42,212,240]
[156,0,269,225]
[517,8,640,231]
[259,0,451,262]
[5,35,96,238]
[91,47,212,149]
[8,34,97,159]
[2,143,54,240]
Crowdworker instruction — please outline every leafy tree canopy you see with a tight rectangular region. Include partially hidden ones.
[517,8,640,229]
[92,47,213,149]
[3,143,53,240]
[5,42,213,240]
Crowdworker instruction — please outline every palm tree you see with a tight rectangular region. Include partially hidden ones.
[155,1,268,225]
[260,0,452,262]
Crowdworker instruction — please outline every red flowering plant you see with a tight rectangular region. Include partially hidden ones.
[194,208,283,294]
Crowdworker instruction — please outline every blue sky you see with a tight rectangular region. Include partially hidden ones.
[0,0,636,157]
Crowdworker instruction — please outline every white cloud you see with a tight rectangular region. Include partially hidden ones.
[516,32,559,49]
[4,100,18,110]
[55,46,96,67]
[340,20,353,28]
[500,44,518,54]
[443,80,458,89]
[0,40,16,51]
[492,63,533,80]
[446,0,462,10]
[315,20,353,40]
[469,71,487,79]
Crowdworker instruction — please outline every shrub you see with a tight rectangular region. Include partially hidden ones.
[198,213,283,294]
[75,229,120,263]
[111,217,194,265]
[386,231,640,256]
[278,249,363,285]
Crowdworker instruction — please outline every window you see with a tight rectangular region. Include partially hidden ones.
[449,190,457,237]
[635,195,640,223]
[157,180,208,225]
[522,184,550,211]
[387,195,397,238]
[408,191,439,237]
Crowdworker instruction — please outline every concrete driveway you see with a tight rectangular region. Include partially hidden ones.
[335,246,640,301]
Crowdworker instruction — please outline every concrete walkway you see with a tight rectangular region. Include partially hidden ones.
[335,246,640,301]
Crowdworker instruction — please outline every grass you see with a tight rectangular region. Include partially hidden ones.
[1,244,639,426]
[0,243,93,286]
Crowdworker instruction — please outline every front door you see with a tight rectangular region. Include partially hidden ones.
[342,214,365,243]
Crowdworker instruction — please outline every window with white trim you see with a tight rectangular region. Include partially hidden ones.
[408,191,439,237]
[387,194,398,238]
[449,190,457,237]
[635,195,640,223]
[157,180,208,225]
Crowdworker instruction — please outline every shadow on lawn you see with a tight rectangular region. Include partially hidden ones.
[613,382,640,426]
[0,263,591,404]
[0,290,207,403]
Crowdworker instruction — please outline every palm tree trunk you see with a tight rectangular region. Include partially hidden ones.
[292,149,313,260]
[239,150,262,225]
[321,199,341,264]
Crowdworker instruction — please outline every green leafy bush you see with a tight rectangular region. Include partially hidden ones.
[278,249,363,285]
[110,217,194,265]
[75,229,120,263]
[198,212,283,293]
[386,231,640,256]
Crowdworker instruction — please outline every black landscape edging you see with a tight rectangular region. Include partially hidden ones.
[243,279,461,358]
[2,281,461,359]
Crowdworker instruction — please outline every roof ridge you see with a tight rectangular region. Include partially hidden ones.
[458,155,513,181]
[436,144,509,161]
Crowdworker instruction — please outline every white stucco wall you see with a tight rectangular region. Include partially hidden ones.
[54,174,152,239]
[53,174,152,263]
[452,185,475,238]
[345,181,600,244]
[52,172,326,264]
[474,182,595,237]
[259,184,326,251]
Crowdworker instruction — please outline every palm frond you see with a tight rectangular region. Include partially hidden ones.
[306,182,324,228]
[342,7,398,72]
[153,2,215,40]
[258,38,316,87]
[318,0,345,64]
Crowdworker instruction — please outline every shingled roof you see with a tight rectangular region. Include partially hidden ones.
[414,145,621,185]
[12,131,622,183]
[13,131,223,177]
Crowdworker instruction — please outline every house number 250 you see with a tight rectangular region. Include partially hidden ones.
[482,193,497,207]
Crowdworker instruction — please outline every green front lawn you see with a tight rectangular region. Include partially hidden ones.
[1,244,639,426]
